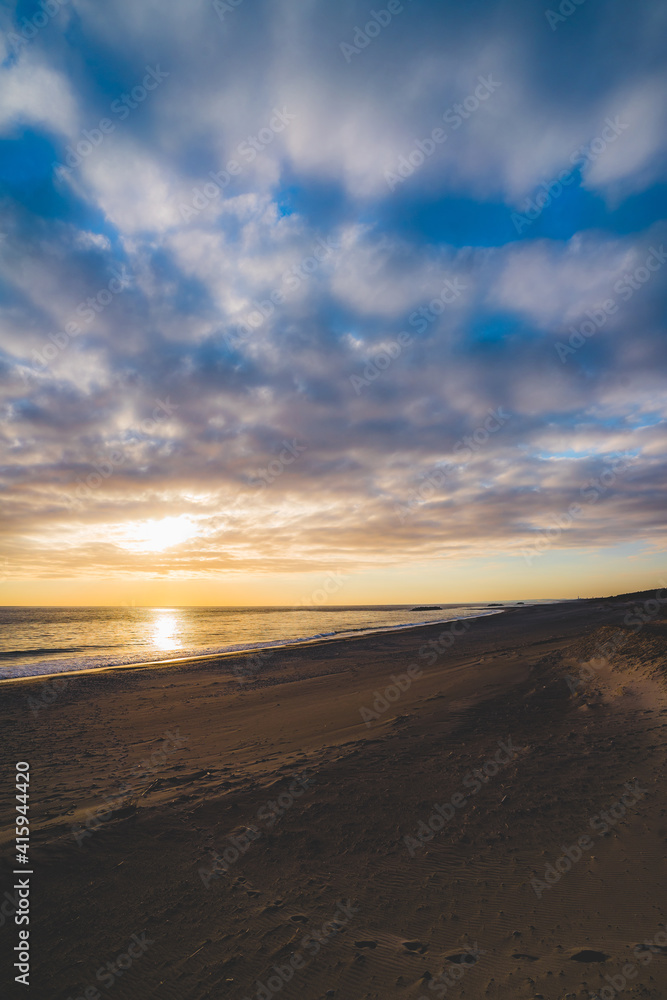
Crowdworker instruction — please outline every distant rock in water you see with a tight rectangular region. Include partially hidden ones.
[411,605,442,611]
[516,601,525,605]
[487,603,504,607]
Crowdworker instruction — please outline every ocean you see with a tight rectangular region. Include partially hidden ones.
[0,603,529,680]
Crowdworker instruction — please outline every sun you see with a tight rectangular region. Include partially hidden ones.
[119,515,199,553]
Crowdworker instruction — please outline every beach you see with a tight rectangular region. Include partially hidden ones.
[1,592,667,999]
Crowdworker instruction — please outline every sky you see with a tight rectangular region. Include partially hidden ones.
[0,0,666,606]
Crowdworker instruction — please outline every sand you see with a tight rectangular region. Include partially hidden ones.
[1,593,667,999]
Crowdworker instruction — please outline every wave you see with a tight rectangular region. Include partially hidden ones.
[0,646,89,659]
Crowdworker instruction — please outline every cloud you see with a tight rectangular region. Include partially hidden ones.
[0,56,77,136]
[0,0,665,584]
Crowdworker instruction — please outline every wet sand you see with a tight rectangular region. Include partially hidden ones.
[1,592,667,1000]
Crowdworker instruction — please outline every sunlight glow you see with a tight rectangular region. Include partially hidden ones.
[119,515,199,553]
[151,612,182,651]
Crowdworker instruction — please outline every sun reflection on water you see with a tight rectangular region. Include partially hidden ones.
[151,612,182,651]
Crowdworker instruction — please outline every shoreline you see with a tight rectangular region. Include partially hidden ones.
[0,606,512,687]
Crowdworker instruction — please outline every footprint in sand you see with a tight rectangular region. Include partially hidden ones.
[446,952,479,965]
[635,943,667,956]
[354,940,378,949]
[570,950,609,962]
[403,940,428,954]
